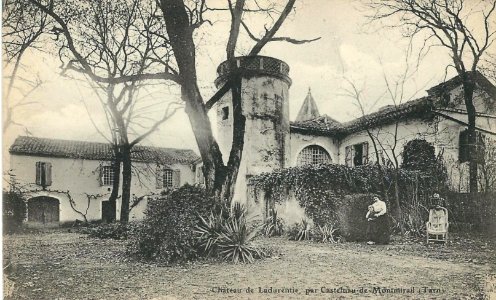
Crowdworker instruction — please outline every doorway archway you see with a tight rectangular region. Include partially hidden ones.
[27,196,60,224]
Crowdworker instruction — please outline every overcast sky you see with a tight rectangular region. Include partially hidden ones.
[3,0,494,154]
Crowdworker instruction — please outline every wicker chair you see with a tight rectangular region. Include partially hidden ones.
[426,207,449,243]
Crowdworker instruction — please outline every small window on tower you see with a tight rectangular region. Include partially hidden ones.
[221,106,229,120]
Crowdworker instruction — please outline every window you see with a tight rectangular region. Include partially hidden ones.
[459,129,485,163]
[296,145,331,166]
[221,106,229,120]
[345,142,369,167]
[100,166,114,186]
[156,166,180,189]
[35,162,52,187]
[163,169,173,188]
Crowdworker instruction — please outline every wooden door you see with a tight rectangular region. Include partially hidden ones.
[28,197,59,224]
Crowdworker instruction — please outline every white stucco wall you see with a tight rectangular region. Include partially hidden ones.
[216,75,291,209]
[289,132,339,166]
[9,154,196,223]
[338,118,438,166]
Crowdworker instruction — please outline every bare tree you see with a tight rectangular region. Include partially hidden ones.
[2,0,50,133]
[21,0,318,206]
[342,55,434,232]
[6,0,181,223]
[366,0,496,192]
[481,53,496,83]
[70,0,181,223]
[479,137,496,192]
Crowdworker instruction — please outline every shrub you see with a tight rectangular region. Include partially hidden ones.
[3,190,26,234]
[313,224,339,243]
[195,209,226,256]
[335,194,377,242]
[261,208,284,237]
[287,219,312,241]
[217,213,262,263]
[127,184,216,263]
[83,222,131,240]
[195,203,264,263]
[447,191,496,235]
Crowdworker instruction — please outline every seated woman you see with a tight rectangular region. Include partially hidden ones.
[366,196,390,245]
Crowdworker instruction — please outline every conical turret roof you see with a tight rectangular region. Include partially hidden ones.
[295,88,320,122]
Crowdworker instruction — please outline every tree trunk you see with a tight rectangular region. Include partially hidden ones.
[461,73,478,193]
[120,145,132,224]
[161,0,245,205]
[214,72,245,205]
[393,169,404,234]
[107,146,122,222]
[366,130,389,202]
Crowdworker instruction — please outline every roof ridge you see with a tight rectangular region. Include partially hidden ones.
[10,136,200,164]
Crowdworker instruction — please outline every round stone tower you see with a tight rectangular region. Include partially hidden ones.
[214,56,291,207]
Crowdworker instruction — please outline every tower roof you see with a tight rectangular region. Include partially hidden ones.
[295,88,320,122]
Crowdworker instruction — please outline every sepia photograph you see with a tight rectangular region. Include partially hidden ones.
[2,0,496,299]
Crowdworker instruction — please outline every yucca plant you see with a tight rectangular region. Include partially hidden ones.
[194,203,263,263]
[261,209,284,237]
[288,218,312,241]
[217,216,262,263]
[297,218,312,241]
[314,224,339,243]
[194,210,225,256]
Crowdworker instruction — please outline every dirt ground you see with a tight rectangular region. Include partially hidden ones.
[3,230,495,300]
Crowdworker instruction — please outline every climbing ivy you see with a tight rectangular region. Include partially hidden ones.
[250,163,449,231]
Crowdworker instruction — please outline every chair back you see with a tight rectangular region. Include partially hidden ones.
[428,207,448,232]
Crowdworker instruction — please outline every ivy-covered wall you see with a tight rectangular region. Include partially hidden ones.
[249,163,448,232]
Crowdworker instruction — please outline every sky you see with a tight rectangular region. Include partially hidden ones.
[3,0,494,155]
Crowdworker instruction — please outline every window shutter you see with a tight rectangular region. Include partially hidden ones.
[345,146,352,167]
[362,142,369,164]
[475,132,485,163]
[99,164,104,186]
[173,169,180,188]
[35,162,42,185]
[156,165,163,189]
[45,163,52,186]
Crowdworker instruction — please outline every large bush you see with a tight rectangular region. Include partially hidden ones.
[447,192,496,235]
[335,194,378,241]
[127,185,217,263]
[3,190,26,234]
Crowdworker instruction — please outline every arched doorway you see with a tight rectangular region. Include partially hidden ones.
[27,196,60,224]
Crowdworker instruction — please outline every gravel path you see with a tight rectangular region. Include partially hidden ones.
[3,231,495,299]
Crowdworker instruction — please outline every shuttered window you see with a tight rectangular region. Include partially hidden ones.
[344,142,369,167]
[156,166,180,189]
[35,162,52,187]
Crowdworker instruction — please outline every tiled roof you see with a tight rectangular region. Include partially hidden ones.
[427,71,496,98]
[290,97,434,137]
[290,72,495,137]
[291,114,343,136]
[9,136,200,164]
[340,97,434,134]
